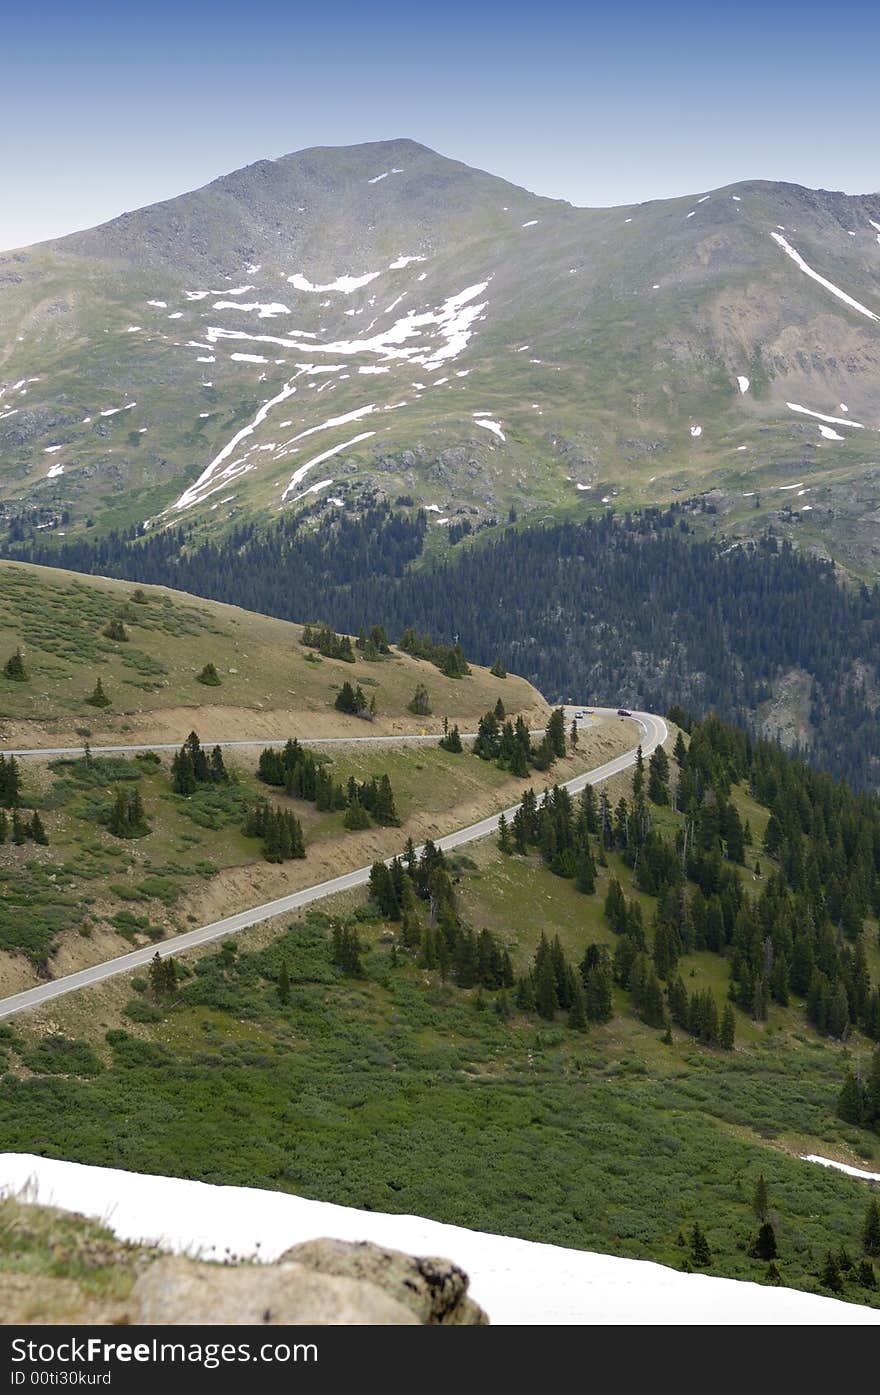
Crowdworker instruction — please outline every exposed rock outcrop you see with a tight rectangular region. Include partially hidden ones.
[281,1238,489,1325]
[131,1255,419,1325]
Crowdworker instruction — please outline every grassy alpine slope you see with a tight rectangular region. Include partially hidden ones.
[0,556,636,995]
[2,717,879,1311]
[0,558,547,745]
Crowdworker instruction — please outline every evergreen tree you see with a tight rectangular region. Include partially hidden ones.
[28,811,48,845]
[102,619,129,642]
[197,662,221,685]
[750,1223,778,1261]
[604,878,628,934]
[11,811,26,845]
[829,980,850,1039]
[0,755,22,808]
[439,723,463,753]
[162,957,178,995]
[575,846,596,894]
[171,747,196,795]
[667,973,689,1029]
[584,952,614,1024]
[836,1068,865,1125]
[515,975,537,1012]
[278,960,291,1005]
[335,681,358,714]
[497,811,512,854]
[690,1222,712,1267]
[568,979,588,1032]
[343,798,371,830]
[648,745,670,804]
[3,649,28,681]
[148,951,165,1000]
[863,1197,880,1257]
[534,953,559,1021]
[489,658,507,678]
[86,677,110,708]
[753,1174,770,1223]
[546,708,567,760]
[819,1251,843,1293]
[373,774,400,826]
[108,788,129,838]
[408,683,431,716]
[632,745,645,800]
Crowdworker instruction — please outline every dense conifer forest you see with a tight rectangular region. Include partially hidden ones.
[7,505,880,787]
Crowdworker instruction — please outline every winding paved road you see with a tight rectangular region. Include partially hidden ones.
[0,707,666,1021]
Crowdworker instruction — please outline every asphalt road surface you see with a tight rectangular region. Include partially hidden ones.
[0,708,666,1021]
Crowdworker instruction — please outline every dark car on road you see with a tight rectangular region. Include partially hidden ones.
[617,707,632,716]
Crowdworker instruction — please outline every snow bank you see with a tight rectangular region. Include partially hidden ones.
[787,402,865,428]
[0,1156,876,1326]
[281,431,375,500]
[802,1154,880,1183]
[212,301,291,318]
[771,232,880,322]
[288,271,381,295]
[737,376,750,394]
[475,418,505,442]
[174,373,304,510]
[818,424,845,440]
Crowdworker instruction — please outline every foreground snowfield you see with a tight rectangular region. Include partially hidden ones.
[2,1155,878,1325]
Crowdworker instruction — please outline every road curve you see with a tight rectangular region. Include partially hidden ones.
[0,708,666,1021]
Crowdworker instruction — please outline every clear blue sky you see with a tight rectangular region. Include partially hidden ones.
[3,0,878,250]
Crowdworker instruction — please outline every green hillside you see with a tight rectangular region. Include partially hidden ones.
[0,558,547,744]
[3,712,879,1311]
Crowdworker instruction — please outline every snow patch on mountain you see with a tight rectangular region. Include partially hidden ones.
[285,404,375,445]
[284,477,335,505]
[201,282,489,375]
[786,403,865,428]
[281,431,376,500]
[737,376,750,393]
[173,372,306,511]
[476,418,505,442]
[212,301,291,318]
[818,424,845,440]
[771,231,880,322]
[288,271,381,295]
[803,1154,880,1183]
